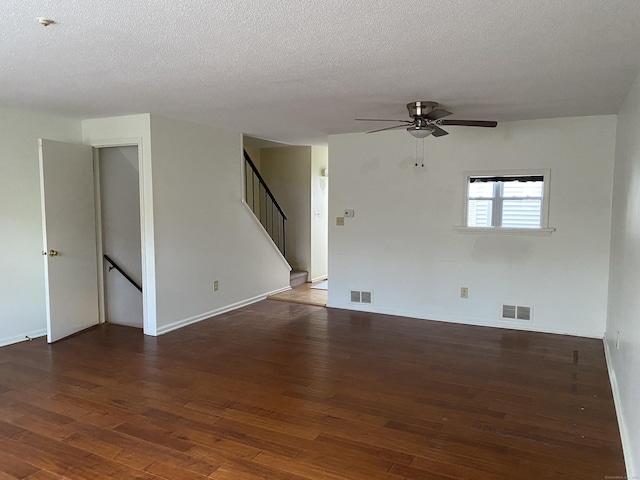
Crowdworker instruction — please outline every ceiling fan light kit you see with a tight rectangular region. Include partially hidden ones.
[407,125,434,138]
[356,101,498,138]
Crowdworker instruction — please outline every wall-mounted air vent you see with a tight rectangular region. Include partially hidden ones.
[502,304,532,321]
[516,306,531,321]
[351,290,373,304]
[502,305,516,319]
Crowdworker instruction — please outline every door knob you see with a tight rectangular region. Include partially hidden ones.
[48,249,59,257]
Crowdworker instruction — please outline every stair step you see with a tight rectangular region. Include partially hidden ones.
[290,270,308,288]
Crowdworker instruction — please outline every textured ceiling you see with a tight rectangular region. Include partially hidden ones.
[2,0,640,145]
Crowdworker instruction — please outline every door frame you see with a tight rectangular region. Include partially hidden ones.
[90,137,154,335]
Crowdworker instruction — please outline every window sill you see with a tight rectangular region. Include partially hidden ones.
[454,226,555,236]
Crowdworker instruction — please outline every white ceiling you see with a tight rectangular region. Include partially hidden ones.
[2,1,640,146]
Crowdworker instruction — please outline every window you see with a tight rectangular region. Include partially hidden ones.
[460,171,553,234]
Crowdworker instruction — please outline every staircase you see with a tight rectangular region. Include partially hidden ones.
[244,149,308,289]
[290,270,308,288]
[243,150,287,256]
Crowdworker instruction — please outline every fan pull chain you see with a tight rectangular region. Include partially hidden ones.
[415,138,425,167]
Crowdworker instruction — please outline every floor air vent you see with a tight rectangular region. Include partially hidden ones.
[350,291,361,303]
[502,305,532,321]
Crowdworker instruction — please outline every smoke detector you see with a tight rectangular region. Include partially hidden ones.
[37,17,55,27]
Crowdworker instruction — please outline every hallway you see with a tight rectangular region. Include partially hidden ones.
[267,279,327,307]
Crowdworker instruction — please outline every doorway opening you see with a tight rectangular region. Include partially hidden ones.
[267,280,327,307]
[96,146,143,328]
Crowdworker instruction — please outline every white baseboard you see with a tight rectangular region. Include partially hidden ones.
[271,285,292,294]
[603,335,636,479]
[310,275,328,283]
[0,329,47,348]
[325,302,604,339]
[155,286,290,336]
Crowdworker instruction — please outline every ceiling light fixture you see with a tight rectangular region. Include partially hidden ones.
[407,125,434,138]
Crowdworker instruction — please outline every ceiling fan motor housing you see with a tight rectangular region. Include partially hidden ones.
[356,101,496,136]
[407,101,439,118]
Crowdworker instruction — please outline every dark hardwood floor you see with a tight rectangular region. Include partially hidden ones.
[0,301,625,479]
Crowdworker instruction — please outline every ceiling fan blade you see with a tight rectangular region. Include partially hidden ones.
[440,120,498,127]
[432,126,449,137]
[355,118,412,122]
[425,109,452,120]
[365,124,411,134]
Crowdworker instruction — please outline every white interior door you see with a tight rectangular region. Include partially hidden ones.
[39,139,99,343]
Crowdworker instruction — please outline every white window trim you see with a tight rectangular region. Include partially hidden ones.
[454,226,555,236]
[456,169,555,235]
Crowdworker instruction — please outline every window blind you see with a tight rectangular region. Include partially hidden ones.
[470,175,543,183]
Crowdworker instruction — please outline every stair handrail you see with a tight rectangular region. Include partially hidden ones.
[243,150,287,220]
[104,254,142,292]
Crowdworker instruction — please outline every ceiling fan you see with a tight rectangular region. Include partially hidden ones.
[356,101,497,138]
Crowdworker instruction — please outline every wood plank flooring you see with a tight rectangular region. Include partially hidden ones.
[0,301,625,479]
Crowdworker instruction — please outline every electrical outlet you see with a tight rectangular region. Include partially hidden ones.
[344,209,355,218]
[336,217,345,226]
[460,287,468,299]
[213,280,219,291]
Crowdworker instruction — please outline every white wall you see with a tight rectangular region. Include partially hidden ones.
[260,147,312,271]
[0,109,82,346]
[99,146,143,328]
[606,72,640,477]
[328,116,615,338]
[149,115,290,334]
[310,146,328,281]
